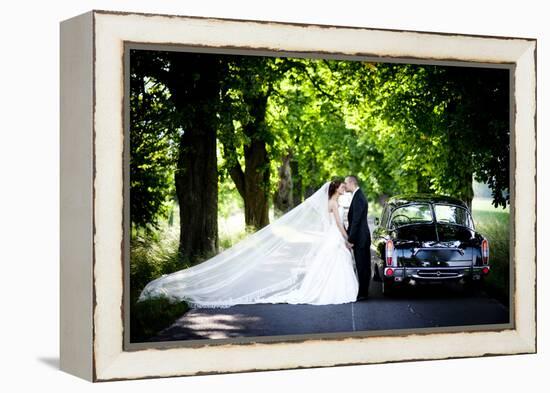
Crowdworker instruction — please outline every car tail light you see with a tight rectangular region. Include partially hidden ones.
[481,239,489,265]
[482,266,490,275]
[385,268,394,277]
[386,240,394,266]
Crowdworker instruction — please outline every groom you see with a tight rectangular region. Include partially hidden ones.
[344,175,371,300]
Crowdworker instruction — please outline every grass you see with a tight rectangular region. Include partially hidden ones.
[129,212,190,342]
[131,296,189,342]
[218,211,259,250]
[471,197,510,306]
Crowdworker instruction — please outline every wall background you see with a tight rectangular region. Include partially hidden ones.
[1,0,545,390]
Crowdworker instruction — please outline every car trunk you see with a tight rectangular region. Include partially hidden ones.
[394,223,474,268]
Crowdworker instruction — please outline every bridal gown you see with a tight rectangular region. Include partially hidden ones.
[138,182,359,308]
[272,204,359,305]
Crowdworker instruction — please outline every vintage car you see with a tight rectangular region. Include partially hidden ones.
[371,194,490,295]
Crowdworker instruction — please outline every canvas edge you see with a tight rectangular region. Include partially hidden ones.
[59,10,95,382]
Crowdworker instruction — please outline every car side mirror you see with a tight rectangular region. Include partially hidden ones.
[374,217,380,226]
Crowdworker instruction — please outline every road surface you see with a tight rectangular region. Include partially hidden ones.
[148,280,509,341]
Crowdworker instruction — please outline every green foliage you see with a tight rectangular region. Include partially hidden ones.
[130,50,179,230]
[130,51,510,235]
[217,172,244,217]
[130,296,188,342]
[298,61,511,208]
[267,58,362,198]
[217,174,251,249]
[130,211,184,292]
[363,64,510,207]
[129,209,190,341]
[218,56,280,170]
[472,199,510,305]
[368,200,384,220]
[265,59,509,209]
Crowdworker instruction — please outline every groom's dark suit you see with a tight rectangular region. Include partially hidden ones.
[347,188,371,298]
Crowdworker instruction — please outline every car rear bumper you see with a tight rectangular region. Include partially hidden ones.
[384,266,490,282]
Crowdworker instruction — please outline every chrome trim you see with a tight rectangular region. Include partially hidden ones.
[412,247,465,256]
[416,271,461,276]
[407,266,467,280]
[407,267,466,270]
[411,272,465,280]
[385,265,489,281]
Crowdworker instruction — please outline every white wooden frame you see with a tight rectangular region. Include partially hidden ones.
[60,10,536,382]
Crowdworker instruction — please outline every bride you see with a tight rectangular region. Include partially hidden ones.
[137,180,359,307]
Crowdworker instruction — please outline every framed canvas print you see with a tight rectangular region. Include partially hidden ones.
[60,10,537,382]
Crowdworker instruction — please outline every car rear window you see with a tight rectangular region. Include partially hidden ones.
[434,204,473,228]
[390,203,432,228]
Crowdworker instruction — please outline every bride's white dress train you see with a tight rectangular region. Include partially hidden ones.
[138,181,359,307]
[269,204,359,305]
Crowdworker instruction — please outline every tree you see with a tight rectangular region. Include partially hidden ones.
[218,56,281,230]
[267,58,358,199]
[130,50,510,264]
[130,49,227,264]
[438,66,510,208]
[167,52,226,262]
[341,62,510,208]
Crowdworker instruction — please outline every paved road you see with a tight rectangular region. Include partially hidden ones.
[149,280,509,342]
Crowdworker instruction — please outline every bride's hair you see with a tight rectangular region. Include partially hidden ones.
[328,180,343,199]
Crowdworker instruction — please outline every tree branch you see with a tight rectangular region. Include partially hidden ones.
[220,136,246,198]
[229,164,246,198]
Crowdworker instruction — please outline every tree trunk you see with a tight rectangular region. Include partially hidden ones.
[175,123,218,264]
[225,94,271,230]
[416,174,431,194]
[273,153,293,214]
[377,193,390,206]
[458,171,474,211]
[166,53,222,264]
[225,139,271,230]
[242,138,270,229]
[290,157,302,207]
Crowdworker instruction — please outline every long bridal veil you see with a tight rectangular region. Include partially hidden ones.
[137,181,332,308]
